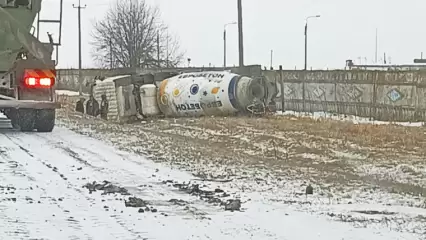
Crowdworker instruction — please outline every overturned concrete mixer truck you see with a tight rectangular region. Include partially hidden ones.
[153,71,277,117]
[92,71,277,120]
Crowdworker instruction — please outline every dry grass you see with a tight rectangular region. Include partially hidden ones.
[55,96,426,197]
[190,115,426,154]
[56,94,426,153]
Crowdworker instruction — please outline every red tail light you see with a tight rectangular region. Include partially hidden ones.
[23,69,56,88]
[24,77,55,88]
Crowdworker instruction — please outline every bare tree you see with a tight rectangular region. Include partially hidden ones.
[90,0,184,68]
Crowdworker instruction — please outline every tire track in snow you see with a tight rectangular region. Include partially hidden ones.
[27,128,288,239]
[3,132,146,240]
[35,130,218,218]
[29,132,216,231]
[0,133,90,240]
[29,135,107,171]
[19,131,218,223]
[8,132,151,238]
[0,143,33,239]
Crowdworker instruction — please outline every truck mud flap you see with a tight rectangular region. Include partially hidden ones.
[0,100,60,109]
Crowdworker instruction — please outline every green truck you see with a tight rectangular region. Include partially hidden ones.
[0,0,62,132]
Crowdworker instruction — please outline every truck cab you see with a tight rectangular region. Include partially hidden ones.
[0,0,62,132]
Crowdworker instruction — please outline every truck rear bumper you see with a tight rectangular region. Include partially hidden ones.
[0,100,61,109]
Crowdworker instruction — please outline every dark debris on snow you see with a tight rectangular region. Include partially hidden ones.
[83,181,130,195]
[125,197,148,208]
[163,180,242,211]
[83,181,157,213]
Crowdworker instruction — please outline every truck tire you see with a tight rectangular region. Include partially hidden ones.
[17,109,36,132]
[35,109,55,132]
[6,110,19,129]
[10,117,19,129]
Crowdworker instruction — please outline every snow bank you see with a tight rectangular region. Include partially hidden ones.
[56,90,89,97]
[277,111,424,127]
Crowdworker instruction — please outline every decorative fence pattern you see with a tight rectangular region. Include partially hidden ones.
[263,70,426,122]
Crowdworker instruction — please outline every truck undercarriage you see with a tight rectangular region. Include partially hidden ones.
[0,0,63,132]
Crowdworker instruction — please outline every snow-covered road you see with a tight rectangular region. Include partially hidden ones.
[0,119,422,240]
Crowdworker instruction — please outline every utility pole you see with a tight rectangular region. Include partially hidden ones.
[304,23,307,70]
[270,50,273,69]
[109,38,113,69]
[223,28,226,68]
[237,0,244,67]
[166,31,169,68]
[223,22,236,68]
[157,30,160,68]
[73,0,86,96]
[375,28,378,63]
[304,15,320,70]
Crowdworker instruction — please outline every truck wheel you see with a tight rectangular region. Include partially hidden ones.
[17,109,36,132]
[35,109,55,132]
[7,110,18,129]
[10,117,19,129]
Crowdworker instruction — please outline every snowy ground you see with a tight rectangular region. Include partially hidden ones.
[0,92,424,239]
[56,90,89,97]
[2,120,422,239]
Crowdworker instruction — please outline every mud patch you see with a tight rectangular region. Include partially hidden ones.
[83,181,157,213]
[165,180,242,211]
[83,181,130,195]
[125,197,157,213]
[169,199,188,206]
[352,210,397,215]
[224,199,242,211]
[125,197,148,208]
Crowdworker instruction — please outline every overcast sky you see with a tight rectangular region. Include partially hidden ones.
[38,0,426,70]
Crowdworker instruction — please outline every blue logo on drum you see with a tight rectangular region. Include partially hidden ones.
[190,84,199,95]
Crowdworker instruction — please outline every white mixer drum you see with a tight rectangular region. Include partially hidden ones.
[157,71,265,117]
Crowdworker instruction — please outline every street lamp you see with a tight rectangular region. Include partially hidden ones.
[304,15,320,70]
[223,21,237,68]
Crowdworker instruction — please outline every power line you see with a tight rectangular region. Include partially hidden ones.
[72,0,86,96]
